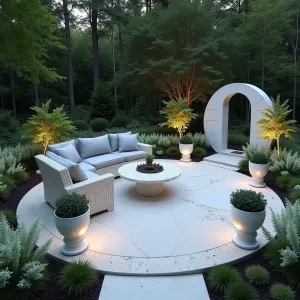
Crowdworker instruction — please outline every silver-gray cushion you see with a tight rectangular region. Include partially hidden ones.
[83,153,125,169]
[45,151,87,182]
[78,135,112,159]
[78,161,96,173]
[47,140,77,153]
[118,134,139,152]
[108,132,131,152]
[114,150,147,162]
[55,143,82,163]
[84,170,100,180]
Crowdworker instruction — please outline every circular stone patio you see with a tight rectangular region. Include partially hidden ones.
[17,160,284,275]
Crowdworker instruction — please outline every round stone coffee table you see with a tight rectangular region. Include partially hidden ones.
[118,161,181,197]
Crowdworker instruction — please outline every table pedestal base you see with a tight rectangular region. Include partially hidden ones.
[136,182,165,197]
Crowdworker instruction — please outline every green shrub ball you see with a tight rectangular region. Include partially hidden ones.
[166,146,180,157]
[192,147,207,158]
[245,265,270,286]
[110,116,130,128]
[238,159,249,173]
[208,265,241,293]
[270,283,295,300]
[90,118,109,131]
[59,260,98,297]
[225,282,259,300]
[73,120,90,131]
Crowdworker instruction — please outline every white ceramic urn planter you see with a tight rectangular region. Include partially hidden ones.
[179,143,193,162]
[249,162,269,188]
[231,205,266,250]
[54,206,90,256]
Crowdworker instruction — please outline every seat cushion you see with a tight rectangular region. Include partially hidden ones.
[83,153,125,169]
[45,151,87,182]
[84,170,100,180]
[55,143,82,163]
[118,134,139,152]
[78,135,112,159]
[114,150,147,162]
[47,140,77,153]
[78,161,96,173]
[108,132,131,152]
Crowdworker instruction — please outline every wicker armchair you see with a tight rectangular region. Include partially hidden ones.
[35,155,114,215]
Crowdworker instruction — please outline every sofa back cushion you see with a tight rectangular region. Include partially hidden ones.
[118,134,139,152]
[47,139,77,153]
[55,143,82,163]
[78,135,112,159]
[108,131,131,152]
[45,151,87,182]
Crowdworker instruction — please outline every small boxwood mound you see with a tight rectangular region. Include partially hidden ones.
[110,116,130,128]
[245,265,270,286]
[166,146,180,157]
[208,265,241,293]
[73,120,90,131]
[59,260,98,297]
[225,282,259,300]
[55,194,89,218]
[238,159,249,173]
[192,147,207,158]
[90,118,109,131]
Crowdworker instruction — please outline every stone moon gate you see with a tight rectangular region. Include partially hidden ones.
[204,83,273,154]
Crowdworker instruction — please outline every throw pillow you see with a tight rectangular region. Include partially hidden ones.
[108,131,131,152]
[78,135,112,159]
[55,143,82,163]
[45,151,87,182]
[47,139,77,153]
[118,134,139,152]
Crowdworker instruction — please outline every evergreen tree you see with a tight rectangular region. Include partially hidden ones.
[90,80,116,120]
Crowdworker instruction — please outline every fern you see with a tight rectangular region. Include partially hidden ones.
[270,148,300,175]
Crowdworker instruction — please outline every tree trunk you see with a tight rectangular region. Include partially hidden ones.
[10,70,16,118]
[261,25,266,90]
[276,138,280,155]
[63,0,75,113]
[35,84,39,106]
[292,12,299,120]
[91,4,100,89]
[1,95,4,111]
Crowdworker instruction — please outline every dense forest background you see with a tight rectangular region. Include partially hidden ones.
[0,0,299,127]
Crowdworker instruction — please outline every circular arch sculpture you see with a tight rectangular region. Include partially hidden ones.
[204,83,273,153]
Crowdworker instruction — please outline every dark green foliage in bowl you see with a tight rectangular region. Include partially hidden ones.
[245,265,270,286]
[59,260,98,297]
[179,135,193,144]
[192,147,206,158]
[238,159,249,173]
[270,283,295,300]
[73,120,90,131]
[90,118,109,131]
[230,189,267,212]
[225,282,259,300]
[166,146,180,157]
[55,194,89,218]
[208,265,241,293]
[250,152,269,164]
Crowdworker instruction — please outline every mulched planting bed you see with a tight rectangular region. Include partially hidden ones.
[0,169,104,300]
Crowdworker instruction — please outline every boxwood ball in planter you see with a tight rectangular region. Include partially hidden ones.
[249,152,269,188]
[55,194,90,256]
[230,189,267,250]
[179,135,193,162]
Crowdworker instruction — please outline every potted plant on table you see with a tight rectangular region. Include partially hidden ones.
[249,152,269,188]
[230,189,267,250]
[145,154,154,169]
[179,135,193,162]
[55,193,90,256]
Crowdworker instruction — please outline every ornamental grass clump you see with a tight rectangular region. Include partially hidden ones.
[230,189,267,212]
[245,265,270,286]
[179,135,193,144]
[224,282,259,300]
[208,265,241,293]
[276,172,291,190]
[270,283,295,300]
[192,147,206,158]
[145,154,154,164]
[59,260,98,297]
[243,143,271,161]
[0,213,51,298]
[263,201,300,290]
[250,152,269,164]
[238,159,249,173]
[55,194,89,218]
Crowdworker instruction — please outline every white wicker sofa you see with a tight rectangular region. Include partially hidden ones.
[36,133,152,215]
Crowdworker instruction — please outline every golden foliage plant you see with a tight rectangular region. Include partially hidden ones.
[159,98,197,138]
[257,95,296,154]
[22,101,75,154]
